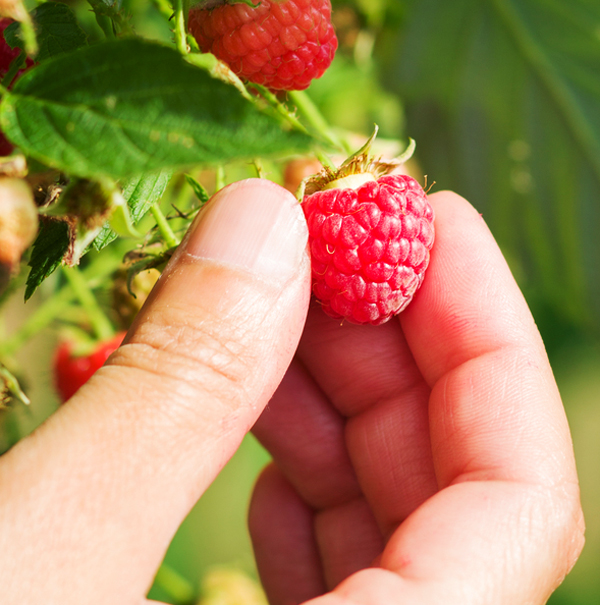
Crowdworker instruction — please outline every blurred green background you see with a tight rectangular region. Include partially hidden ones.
[2,0,600,602]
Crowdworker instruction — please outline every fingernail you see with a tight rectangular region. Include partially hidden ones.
[183,179,307,280]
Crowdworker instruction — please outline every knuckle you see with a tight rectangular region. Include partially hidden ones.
[109,303,264,417]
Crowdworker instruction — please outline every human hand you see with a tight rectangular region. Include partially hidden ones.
[250,191,585,605]
[0,179,311,604]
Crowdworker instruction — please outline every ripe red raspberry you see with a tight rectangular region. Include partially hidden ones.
[301,140,434,325]
[188,0,337,91]
[53,332,126,402]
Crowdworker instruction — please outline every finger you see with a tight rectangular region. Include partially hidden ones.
[0,179,311,604]
[400,191,578,487]
[249,464,327,605]
[253,362,385,587]
[313,496,384,589]
[293,305,437,534]
[253,359,361,510]
[307,192,584,604]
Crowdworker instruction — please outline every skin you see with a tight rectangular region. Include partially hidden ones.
[0,179,584,604]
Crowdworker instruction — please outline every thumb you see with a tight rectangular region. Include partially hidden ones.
[0,178,310,604]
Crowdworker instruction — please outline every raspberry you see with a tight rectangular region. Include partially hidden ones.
[188,0,337,91]
[301,138,434,325]
[53,332,126,402]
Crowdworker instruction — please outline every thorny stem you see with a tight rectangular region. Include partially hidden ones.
[61,266,115,342]
[253,86,310,135]
[150,203,180,248]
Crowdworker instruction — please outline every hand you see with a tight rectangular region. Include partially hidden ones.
[0,180,583,605]
[250,191,585,604]
[0,179,311,604]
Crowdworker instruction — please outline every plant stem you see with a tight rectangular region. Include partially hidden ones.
[18,16,38,57]
[60,266,115,342]
[215,165,226,191]
[253,86,310,135]
[173,0,190,55]
[0,262,117,358]
[95,14,115,39]
[288,90,347,152]
[154,563,197,604]
[152,0,174,20]
[150,204,180,248]
[254,158,266,178]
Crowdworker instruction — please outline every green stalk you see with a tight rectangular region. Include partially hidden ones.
[253,86,310,135]
[215,165,226,191]
[150,204,180,248]
[254,158,265,178]
[0,262,117,358]
[288,90,347,152]
[152,0,175,20]
[173,0,190,55]
[17,17,38,57]
[61,266,115,342]
[95,14,115,39]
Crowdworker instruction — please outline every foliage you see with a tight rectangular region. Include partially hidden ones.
[384,0,600,345]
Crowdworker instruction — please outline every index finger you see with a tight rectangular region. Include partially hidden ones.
[400,191,577,488]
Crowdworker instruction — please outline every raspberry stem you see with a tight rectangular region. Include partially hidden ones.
[61,266,115,342]
[215,165,226,191]
[172,0,191,55]
[0,260,118,358]
[150,203,180,248]
[288,90,348,153]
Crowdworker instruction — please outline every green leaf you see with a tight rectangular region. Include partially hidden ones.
[25,219,71,301]
[390,0,600,334]
[0,38,313,180]
[93,170,173,251]
[4,2,88,61]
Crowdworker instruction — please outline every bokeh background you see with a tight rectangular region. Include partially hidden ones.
[1,0,599,603]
